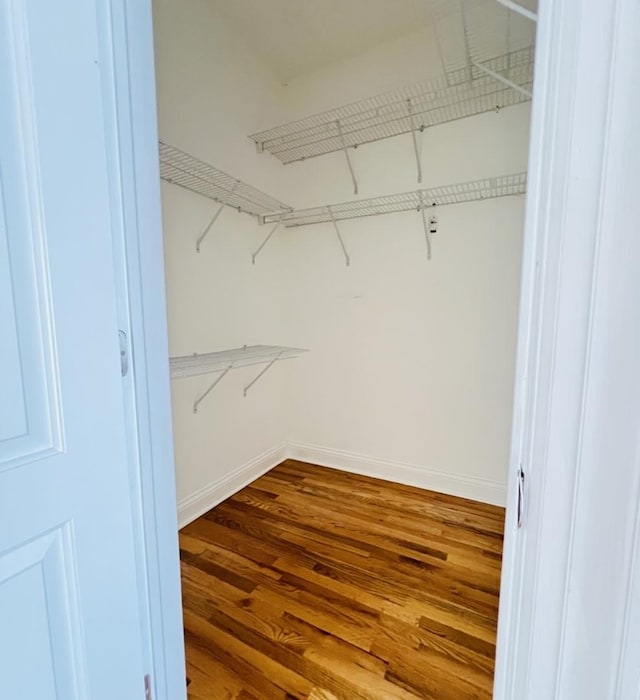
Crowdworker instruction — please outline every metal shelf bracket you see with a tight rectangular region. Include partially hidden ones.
[336,119,359,195]
[193,365,232,413]
[418,192,433,260]
[496,0,537,22]
[196,181,239,253]
[243,353,283,397]
[471,59,532,99]
[327,206,351,267]
[251,213,284,264]
[407,99,423,185]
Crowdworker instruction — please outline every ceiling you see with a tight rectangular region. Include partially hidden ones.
[210,0,437,83]
[211,0,537,83]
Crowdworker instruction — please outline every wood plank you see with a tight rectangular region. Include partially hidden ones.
[182,460,504,699]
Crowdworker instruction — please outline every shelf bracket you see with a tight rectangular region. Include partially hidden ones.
[407,99,423,184]
[336,119,359,195]
[193,365,233,413]
[495,0,537,21]
[471,59,533,98]
[243,353,283,397]
[196,181,239,253]
[418,192,432,261]
[251,213,285,264]
[327,206,350,267]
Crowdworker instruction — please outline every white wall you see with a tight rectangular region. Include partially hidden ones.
[153,0,293,524]
[153,0,530,520]
[278,41,529,502]
[280,104,529,503]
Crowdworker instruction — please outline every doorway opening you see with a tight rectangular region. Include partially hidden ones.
[152,1,537,696]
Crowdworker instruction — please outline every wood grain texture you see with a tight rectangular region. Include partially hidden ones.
[180,460,505,699]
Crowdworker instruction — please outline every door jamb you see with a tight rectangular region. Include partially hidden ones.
[99,2,186,699]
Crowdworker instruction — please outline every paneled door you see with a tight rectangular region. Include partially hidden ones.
[0,1,147,698]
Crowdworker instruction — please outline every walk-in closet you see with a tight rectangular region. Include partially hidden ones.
[153,1,537,697]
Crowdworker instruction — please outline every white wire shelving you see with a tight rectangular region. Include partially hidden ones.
[170,345,308,412]
[158,141,293,251]
[263,172,527,227]
[248,47,534,169]
[261,172,526,265]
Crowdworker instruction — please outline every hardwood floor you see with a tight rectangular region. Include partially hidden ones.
[180,460,505,700]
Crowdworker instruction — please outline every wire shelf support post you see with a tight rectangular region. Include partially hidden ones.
[407,99,423,184]
[193,365,232,413]
[251,213,284,264]
[418,192,432,260]
[243,353,283,397]
[328,206,351,267]
[195,181,239,253]
[336,119,359,195]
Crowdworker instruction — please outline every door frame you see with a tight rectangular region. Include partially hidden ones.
[110,0,640,698]
[494,0,640,697]
[99,1,185,699]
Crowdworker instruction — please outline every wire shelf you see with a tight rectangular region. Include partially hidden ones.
[249,48,534,165]
[262,173,527,228]
[169,345,308,380]
[159,142,292,217]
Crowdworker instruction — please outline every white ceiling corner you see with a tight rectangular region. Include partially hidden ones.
[210,0,537,84]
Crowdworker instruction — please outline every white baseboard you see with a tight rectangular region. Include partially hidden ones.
[287,441,506,507]
[177,441,506,528]
[177,442,287,528]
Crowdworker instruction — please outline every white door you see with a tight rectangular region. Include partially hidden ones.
[0,1,147,698]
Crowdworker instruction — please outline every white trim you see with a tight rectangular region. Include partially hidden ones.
[177,443,288,528]
[495,0,640,697]
[103,1,186,699]
[287,442,506,506]
[177,441,505,531]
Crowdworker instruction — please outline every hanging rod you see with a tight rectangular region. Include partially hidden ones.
[158,141,292,223]
[261,173,527,228]
[248,48,534,166]
[170,345,309,413]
